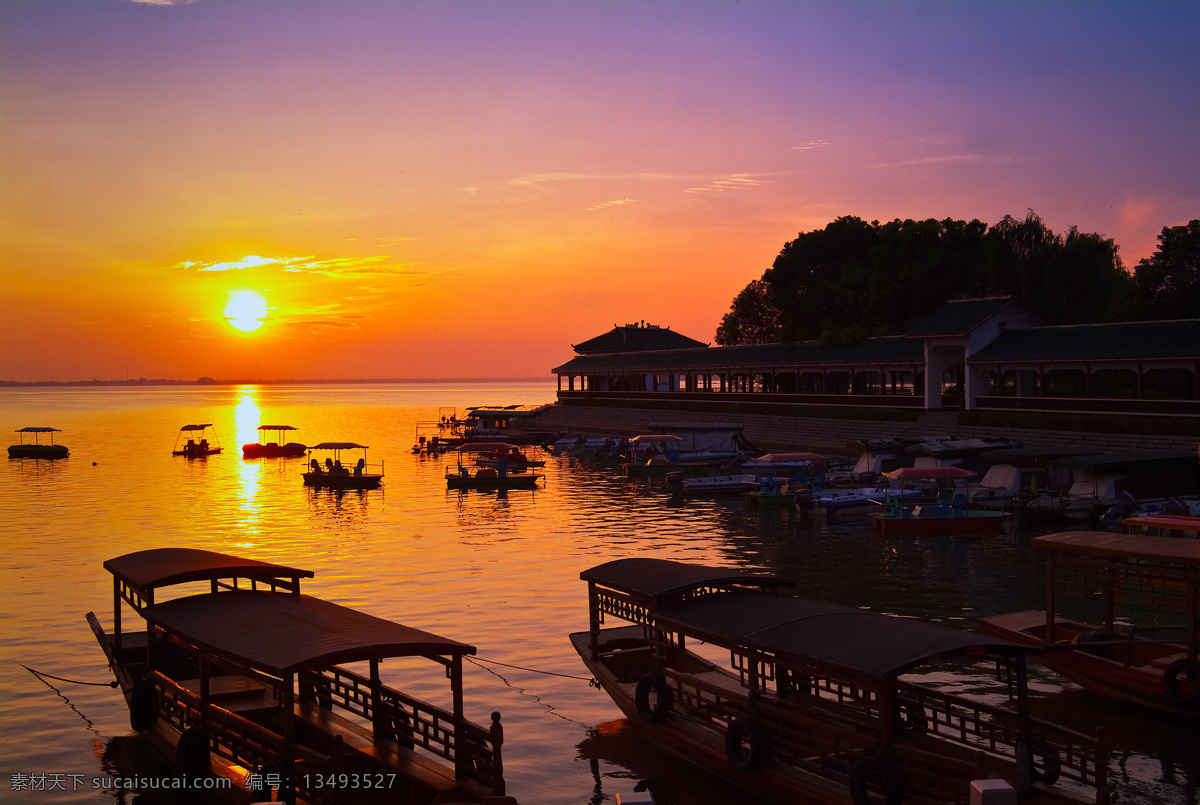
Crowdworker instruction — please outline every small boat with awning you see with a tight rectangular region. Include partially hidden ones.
[980,529,1200,717]
[8,426,69,459]
[242,425,307,458]
[86,548,512,804]
[172,424,222,457]
[446,442,544,490]
[572,557,1109,805]
[302,443,383,489]
[869,466,1010,535]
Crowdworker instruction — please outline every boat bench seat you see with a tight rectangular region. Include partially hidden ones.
[179,674,270,709]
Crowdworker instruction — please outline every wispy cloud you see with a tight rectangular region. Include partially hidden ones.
[683,175,774,194]
[586,199,637,211]
[175,254,422,278]
[791,139,831,151]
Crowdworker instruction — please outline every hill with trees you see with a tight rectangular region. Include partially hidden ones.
[715,212,1200,346]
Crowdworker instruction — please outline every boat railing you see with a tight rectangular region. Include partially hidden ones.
[152,671,346,805]
[664,652,1109,804]
[894,678,1110,802]
[301,666,503,792]
[1052,554,1194,614]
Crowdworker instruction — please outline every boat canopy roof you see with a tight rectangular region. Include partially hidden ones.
[1123,514,1200,533]
[582,558,793,606]
[884,466,977,479]
[309,442,368,451]
[1053,449,1197,470]
[105,548,314,598]
[257,424,298,431]
[178,423,213,432]
[1034,530,1200,564]
[980,446,1103,464]
[15,426,61,433]
[144,591,474,675]
[653,592,1028,679]
[457,442,518,451]
[754,452,826,462]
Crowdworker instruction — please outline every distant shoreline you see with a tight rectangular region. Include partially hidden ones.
[0,377,555,388]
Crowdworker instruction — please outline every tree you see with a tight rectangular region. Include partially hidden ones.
[1134,220,1200,319]
[715,279,780,345]
[714,211,1155,346]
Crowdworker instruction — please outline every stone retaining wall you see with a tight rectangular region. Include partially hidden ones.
[525,403,1197,458]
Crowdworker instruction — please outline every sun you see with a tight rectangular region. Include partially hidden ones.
[224,290,269,333]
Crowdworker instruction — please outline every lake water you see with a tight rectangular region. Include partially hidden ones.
[1,382,1197,805]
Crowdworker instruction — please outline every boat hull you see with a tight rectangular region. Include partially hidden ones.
[242,443,307,458]
[979,610,1199,717]
[446,473,543,490]
[8,444,69,458]
[302,472,383,489]
[173,447,222,457]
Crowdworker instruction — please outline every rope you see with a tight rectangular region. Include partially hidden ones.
[467,655,597,685]
[23,665,117,688]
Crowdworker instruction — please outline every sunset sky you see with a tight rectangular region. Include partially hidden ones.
[2,0,1197,382]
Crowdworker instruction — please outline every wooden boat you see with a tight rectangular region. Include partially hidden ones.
[172,424,222,457]
[869,466,1010,535]
[979,529,1200,717]
[86,548,512,804]
[446,442,544,490]
[302,443,383,489]
[572,558,1109,805]
[8,426,69,459]
[242,425,307,458]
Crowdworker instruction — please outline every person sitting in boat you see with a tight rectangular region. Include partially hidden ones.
[325,458,334,472]
[199,439,208,450]
[333,460,349,476]
[310,458,322,475]
[354,458,365,477]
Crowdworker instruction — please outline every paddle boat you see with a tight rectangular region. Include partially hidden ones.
[86,548,511,804]
[869,466,1011,535]
[171,424,222,457]
[668,473,760,495]
[979,528,1200,717]
[241,425,307,458]
[446,442,544,490]
[806,485,925,517]
[302,442,383,489]
[475,445,547,471]
[8,426,69,459]
[572,558,1110,805]
[739,451,827,474]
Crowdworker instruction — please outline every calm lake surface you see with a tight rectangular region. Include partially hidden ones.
[2,382,1197,805]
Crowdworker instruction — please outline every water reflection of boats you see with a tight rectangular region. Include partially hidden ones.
[241,425,307,458]
[980,529,1200,718]
[302,442,383,489]
[572,558,1109,805]
[86,548,512,804]
[8,426,69,459]
[171,424,221,457]
[447,442,544,490]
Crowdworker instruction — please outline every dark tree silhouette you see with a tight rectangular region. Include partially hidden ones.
[715,211,1146,346]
